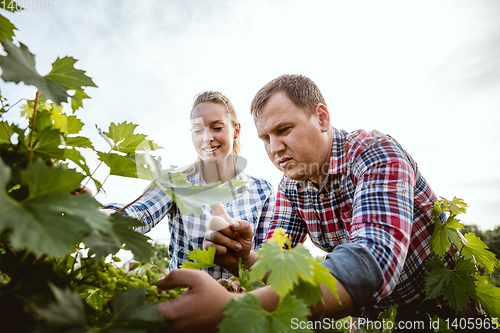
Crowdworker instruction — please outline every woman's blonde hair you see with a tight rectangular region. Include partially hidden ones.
[191,90,241,156]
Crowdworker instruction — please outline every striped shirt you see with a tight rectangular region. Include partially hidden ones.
[267,128,444,317]
[107,169,275,279]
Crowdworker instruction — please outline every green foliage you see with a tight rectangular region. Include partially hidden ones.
[430,215,464,257]
[180,246,216,269]
[425,196,500,318]
[0,14,17,40]
[218,293,311,333]
[0,40,97,105]
[425,257,478,313]
[461,233,499,274]
[251,240,314,298]
[0,14,255,332]
[474,275,500,318]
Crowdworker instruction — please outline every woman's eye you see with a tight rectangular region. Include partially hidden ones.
[213,127,223,131]
[192,128,203,134]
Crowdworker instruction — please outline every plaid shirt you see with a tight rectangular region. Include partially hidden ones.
[267,128,443,316]
[107,170,274,279]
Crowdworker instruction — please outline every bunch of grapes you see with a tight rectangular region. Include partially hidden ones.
[76,256,182,306]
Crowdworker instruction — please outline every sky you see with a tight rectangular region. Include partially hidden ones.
[2,0,500,256]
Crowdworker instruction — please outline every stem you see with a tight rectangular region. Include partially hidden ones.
[28,91,40,164]
[118,187,151,212]
[214,265,222,280]
[153,264,167,276]
[5,98,27,113]
[82,148,112,188]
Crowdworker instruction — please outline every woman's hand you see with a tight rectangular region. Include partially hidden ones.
[203,203,256,275]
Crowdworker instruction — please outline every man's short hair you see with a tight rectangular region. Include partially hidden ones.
[250,74,327,118]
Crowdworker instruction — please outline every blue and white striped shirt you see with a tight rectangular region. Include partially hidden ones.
[107,169,275,279]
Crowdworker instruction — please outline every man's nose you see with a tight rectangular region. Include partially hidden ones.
[269,137,285,155]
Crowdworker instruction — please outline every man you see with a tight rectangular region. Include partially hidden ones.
[156,74,445,331]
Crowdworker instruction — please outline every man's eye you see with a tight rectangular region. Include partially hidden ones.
[262,136,270,144]
[279,127,291,135]
[192,128,203,134]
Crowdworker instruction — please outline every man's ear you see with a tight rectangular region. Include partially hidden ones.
[315,103,331,132]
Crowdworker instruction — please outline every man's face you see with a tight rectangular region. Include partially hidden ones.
[254,91,330,183]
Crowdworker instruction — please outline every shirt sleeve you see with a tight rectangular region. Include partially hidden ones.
[266,180,308,245]
[253,185,275,250]
[349,140,415,304]
[105,187,174,234]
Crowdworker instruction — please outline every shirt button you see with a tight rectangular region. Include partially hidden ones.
[318,194,324,200]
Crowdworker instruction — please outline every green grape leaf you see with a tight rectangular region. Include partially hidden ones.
[98,152,138,178]
[425,258,477,313]
[0,14,16,41]
[63,148,90,175]
[291,278,324,307]
[45,56,97,92]
[219,293,311,333]
[435,196,468,216]
[430,216,464,257]
[31,126,65,160]
[474,275,500,318]
[180,246,216,269]
[70,88,90,112]
[31,284,87,330]
[104,121,162,153]
[160,178,248,215]
[461,233,499,274]
[0,40,96,105]
[65,136,94,149]
[0,159,113,256]
[50,103,68,134]
[67,115,84,134]
[309,259,339,300]
[0,121,14,144]
[21,159,83,197]
[104,287,165,331]
[251,241,314,298]
[109,212,153,262]
[83,229,121,259]
[81,289,108,311]
[33,110,53,132]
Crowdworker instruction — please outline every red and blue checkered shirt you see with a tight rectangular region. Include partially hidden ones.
[266,128,443,316]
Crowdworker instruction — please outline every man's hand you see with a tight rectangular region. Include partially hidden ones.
[156,269,239,333]
[203,203,256,275]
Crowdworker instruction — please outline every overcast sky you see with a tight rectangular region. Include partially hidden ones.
[2,0,500,255]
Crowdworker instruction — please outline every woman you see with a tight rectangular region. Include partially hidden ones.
[106,91,274,279]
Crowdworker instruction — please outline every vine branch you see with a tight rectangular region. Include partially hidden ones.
[28,91,40,164]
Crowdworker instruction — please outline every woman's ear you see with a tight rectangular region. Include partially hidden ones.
[233,123,241,139]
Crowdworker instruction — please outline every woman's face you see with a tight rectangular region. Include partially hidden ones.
[190,102,239,161]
